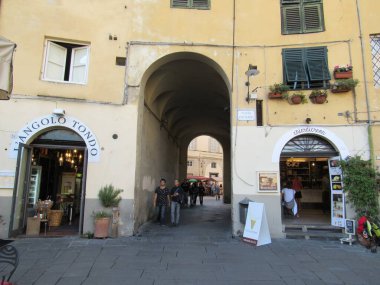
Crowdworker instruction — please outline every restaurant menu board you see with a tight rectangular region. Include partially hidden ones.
[328,157,345,227]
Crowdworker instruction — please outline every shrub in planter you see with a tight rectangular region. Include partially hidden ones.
[268,83,290,99]
[331,79,359,93]
[339,156,379,220]
[94,185,123,238]
[309,89,328,104]
[282,92,307,104]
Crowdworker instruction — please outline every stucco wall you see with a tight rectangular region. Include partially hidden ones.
[133,106,180,231]
[0,98,138,237]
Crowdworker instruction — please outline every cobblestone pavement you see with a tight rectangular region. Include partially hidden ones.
[8,197,380,285]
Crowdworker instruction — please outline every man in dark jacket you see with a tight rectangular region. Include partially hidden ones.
[170,179,184,226]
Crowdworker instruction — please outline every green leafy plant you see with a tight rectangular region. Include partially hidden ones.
[309,89,328,98]
[93,210,112,219]
[269,83,290,94]
[339,156,379,219]
[331,79,359,91]
[282,92,308,104]
[98,184,124,208]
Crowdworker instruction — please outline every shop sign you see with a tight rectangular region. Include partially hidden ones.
[9,115,100,162]
[329,156,345,227]
[243,202,271,246]
[292,127,326,137]
[237,109,256,121]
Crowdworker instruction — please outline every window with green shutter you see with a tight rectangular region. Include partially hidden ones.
[281,0,324,35]
[171,0,210,9]
[283,47,330,89]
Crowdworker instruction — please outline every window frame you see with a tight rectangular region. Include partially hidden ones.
[281,0,325,35]
[211,162,217,168]
[370,34,380,88]
[42,39,90,85]
[171,0,210,10]
[187,160,193,167]
[282,46,330,90]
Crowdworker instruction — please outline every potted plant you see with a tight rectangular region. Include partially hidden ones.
[93,211,112,238]
[268,83,290,99]
[333,64,353,79]
[282,92,307,104]
[94,184,123,238]
[309,89,328,104]
[331,78,359,93]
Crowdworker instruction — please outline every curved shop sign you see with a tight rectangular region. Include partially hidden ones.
[9,115,100,162]
[272,126,349,163]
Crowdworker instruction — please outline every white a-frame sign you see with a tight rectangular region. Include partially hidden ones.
[243,202,271,246]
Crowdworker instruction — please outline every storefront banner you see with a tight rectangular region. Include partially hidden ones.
[9,115,101,162]
[243,202,271,246]
[329,156,345,227]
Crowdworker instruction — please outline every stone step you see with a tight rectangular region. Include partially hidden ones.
[284,230,347,240]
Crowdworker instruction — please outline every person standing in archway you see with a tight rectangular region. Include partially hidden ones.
[292,176,303,214]
[170,179,183,227]
[198,181,205,206]
[153,178,170,226]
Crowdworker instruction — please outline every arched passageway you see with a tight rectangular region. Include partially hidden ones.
[134,52,231,231]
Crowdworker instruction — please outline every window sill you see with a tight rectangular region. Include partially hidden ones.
[41,79,88,86]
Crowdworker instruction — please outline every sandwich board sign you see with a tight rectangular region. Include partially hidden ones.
[243,202,271,246]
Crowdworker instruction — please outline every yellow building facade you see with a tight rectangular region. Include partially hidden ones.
[0,0,379,238]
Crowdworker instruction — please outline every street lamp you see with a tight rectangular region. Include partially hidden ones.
[245,64,260,103]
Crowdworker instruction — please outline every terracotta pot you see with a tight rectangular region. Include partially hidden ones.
[334,71,352,79]
[310,95,327,104]
[94,217,110,238]
[268,92,282,99]
[291,96,302,104]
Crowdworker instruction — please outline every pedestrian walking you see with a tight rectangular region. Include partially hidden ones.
[181,179,190,207]
[191,182,199,205]
[153,178,170,226]
[170,179,184,226]
[198,182,205,205]
[215,183,221,200]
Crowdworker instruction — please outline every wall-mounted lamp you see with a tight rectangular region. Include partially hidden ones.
[52,108,65,117]
[245,65,260,103]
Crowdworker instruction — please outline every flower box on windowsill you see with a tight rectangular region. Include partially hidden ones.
[331,88,350,93]
[334,71,353,79]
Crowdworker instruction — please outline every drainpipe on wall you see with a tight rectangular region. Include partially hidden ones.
[356,0,374,166]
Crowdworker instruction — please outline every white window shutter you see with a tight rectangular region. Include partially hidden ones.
[45,42,67,81]
[70,46,89,83]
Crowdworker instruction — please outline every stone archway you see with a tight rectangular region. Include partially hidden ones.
[134,52,231,230]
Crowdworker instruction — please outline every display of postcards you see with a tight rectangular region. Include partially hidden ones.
[331,175,342,182]
[332,183,343,190]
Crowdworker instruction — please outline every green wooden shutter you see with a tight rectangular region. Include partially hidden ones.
[283,49,308,82]
[192,0,210,9]
[303,3,324,32]
[281,0,300,4]
[282,6,302,34]
[172,0,190,8]
[305,47,330,81]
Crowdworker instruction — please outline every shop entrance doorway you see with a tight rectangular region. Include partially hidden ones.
[280,135,339,225]
[9,129,87,237]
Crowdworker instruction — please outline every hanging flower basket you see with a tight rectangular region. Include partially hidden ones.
[331,88,350,93]
[309,90,328,104]
[268,83,289,99]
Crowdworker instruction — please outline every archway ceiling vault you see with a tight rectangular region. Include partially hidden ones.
[145,59,230,140]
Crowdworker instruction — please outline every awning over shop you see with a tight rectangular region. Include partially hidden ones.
[0,36,16,100]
